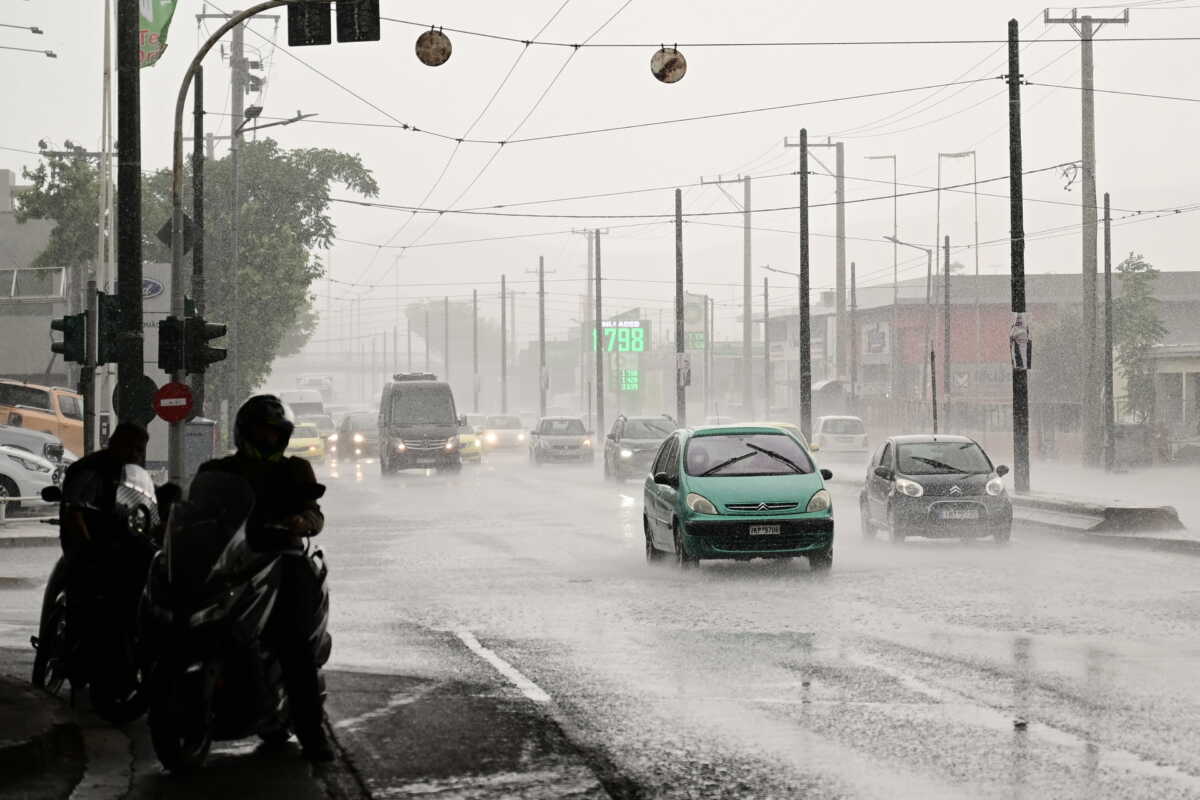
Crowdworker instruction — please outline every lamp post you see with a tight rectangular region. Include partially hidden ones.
[884,236,935,409]
[865,154,898,399]
[937,150,981,382]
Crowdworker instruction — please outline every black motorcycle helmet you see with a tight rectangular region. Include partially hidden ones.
[234,394,295,460]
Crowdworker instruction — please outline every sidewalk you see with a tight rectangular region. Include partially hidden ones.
[1026,460,1199,527]
[0,517,58,548]
[0,673,84,798]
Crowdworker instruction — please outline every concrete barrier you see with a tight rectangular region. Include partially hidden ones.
[1012,493,1185,534]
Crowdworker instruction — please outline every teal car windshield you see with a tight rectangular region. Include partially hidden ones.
[685,433,814,477]
[897,442,991,475]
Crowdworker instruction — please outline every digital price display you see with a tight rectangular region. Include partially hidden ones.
[593,320,650,353]
[619,369,640,392]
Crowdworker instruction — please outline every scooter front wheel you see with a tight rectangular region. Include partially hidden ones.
[148,665,213,773]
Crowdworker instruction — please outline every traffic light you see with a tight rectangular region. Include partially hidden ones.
[158,316,184,373]
[184,317,227,374]
[96,291,121,365]
[50,313,86,364]
[336,0,379,42]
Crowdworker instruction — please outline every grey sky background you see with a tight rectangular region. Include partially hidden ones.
[4,1,1200,346]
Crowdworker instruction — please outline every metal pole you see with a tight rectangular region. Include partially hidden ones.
[675,188,686,426]
[538,256,547,419]
[850,263,858,408]
[501,275,508,413]
[83,281,98,454]
[406,314,412,371]
[763,276,770,414]
[931,350,939,434]
[704,294,712,418]
[743,175,753,417]
[834,141,846,381]
[230,16,245,406]
[116,0,144,426]
[424,304,430,372]
[1103,192,1115,472]
[972,153,981,373]
[1009,18,1031,493]
[799,130,812,441]
[944,235,952,431]
[444,295,450,383]
[594,231,605,437]
[192,65,206,417]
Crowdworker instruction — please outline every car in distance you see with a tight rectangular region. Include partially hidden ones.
[336,411,380,463]
[286,423,326,462]
[859,434,1012,544]
[378,373,464,474]
[743,421,811,451]
[480,415,526,450]
[812,415,869,461]
[604,415,675,481]
[0,423,68,465]
[0,380,84,456]
[0,444,61,511]
[643,425,835,571]
[457,422,483,463]
[529,417,594,465]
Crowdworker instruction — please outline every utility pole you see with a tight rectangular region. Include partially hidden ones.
[762,276,770,414]
[865,154,898,399]
[931,351,939,434]
[594,231,605,437]
[531,256,548,419]
[572,228,602,427]
[943,235,952,431]
[850,263,858,408]
[406,314,413,371]
[424,303,430,372]
[789,137,846,379]
[443,296,450,383]
[192,66,207,417]
[501,275,508,413]
[676,190,686,424]
[1045,7,1129,467]
[799,131,812,440]
[698,175,753,416]
[1008,18,1031,493]
[116,0,143,425]
[473,289,479,412]
[1103,192,1115,472]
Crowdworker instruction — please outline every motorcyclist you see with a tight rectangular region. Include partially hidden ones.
[197,395,333,762]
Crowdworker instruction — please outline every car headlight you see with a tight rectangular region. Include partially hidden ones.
[396,441,407,452]
[486,432,498,443]
[986,477,1005,496]
[895,477,924,498]
[328,433,338,443]
[7,453,50,473]
[445,437,457,451]
[582,438,591,448]
[806,489,832,513]
[308,445,318,452]
[686,493,718,515]
[619,448,633,459]
[353,433,365,444]
[517,433,526,442]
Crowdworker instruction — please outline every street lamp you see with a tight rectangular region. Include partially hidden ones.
[883,235,935,408]
[0,23,43,34]
[936,150,981,370]
[866,154,899,399]
[0,44,56,57]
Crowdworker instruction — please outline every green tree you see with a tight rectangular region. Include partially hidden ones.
[14,142,101,269]
[1112,252,1167,423]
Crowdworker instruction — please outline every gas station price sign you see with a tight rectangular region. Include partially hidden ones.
[593,320,650,353]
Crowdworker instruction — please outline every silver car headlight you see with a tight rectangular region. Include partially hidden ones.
[895,477,924,498]
[582,438,592,448]
[353,433,365,444]
[986,477,1005,496]
[619,448,633,459]
[517,433,526,442]
[7,453,50,473]
[686,493,718,515]
[328,433,338,443]
[806,489,832,513]
[445,437,457,451]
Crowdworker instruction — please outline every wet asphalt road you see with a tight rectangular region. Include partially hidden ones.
[4,451,1200,798]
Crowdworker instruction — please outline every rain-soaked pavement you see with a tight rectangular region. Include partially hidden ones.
[5,452,1200,798]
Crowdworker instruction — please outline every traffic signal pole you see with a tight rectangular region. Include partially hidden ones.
[116,0,144,428]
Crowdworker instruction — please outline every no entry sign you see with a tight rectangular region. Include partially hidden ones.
[153,382,194,423]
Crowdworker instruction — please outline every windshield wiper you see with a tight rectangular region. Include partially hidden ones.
[910,456,966,473]
[701,451,757,476]
[746,443,804,473]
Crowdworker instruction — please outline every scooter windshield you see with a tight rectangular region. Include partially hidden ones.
[165,471,256,593]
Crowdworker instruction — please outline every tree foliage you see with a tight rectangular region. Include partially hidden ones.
[14,142,102,268]
[1112,252,1167,424]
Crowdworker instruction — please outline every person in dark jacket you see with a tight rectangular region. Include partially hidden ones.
[197,395,332,762]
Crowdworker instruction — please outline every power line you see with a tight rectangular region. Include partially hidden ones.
[1027,80,1200,104]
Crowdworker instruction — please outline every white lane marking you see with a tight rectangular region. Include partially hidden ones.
[455,629,551,704]
[333,686,436,731]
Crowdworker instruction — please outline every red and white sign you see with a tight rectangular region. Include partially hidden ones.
[153,382,194,423]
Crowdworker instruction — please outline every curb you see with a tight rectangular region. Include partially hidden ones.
[1018,521,1200,556]
[0,678,86,792]
[0,535,60,548]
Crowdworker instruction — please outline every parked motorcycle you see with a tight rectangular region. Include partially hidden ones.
[140,470,331,773]
[31,465,162,725]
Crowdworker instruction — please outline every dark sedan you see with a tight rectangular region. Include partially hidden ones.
[859,434,1012,543]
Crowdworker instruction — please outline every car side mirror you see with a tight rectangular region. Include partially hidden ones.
[873,465,894,481]
[653,471,675,487]
[458,415,467,427]
[607,432,617,441]
[820,468,833,480]
[40,485,62,503]
[995,465,1010,477]
[530,430,539,437]
[810,443,821,452]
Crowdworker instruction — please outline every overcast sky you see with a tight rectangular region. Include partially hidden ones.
[4,0,1200,347]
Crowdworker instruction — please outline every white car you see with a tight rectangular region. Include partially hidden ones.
[0,444,61,511]
[812,416,870,461]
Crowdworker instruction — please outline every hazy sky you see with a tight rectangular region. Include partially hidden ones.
[4,0,1200,347]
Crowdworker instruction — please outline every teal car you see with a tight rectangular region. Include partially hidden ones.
[643,425,835,571]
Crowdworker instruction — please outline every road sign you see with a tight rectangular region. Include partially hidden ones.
[113,376,158,427]
[154,382,194,423]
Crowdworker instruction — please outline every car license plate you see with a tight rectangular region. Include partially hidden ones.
[416,457,437,465]
[940,508,979,520]
[749,525,781,536]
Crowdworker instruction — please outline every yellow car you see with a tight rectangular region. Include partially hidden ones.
[286,423,326,462]
[457,425,483,463]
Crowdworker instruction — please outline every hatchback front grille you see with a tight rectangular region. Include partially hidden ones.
[725,502,799,512]
[403,438,444,450]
